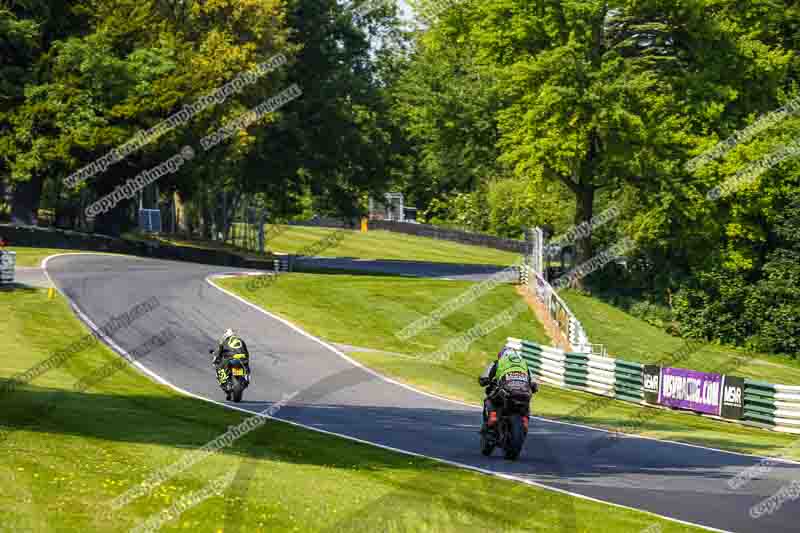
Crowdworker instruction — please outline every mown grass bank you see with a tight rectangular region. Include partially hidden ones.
[127,225,521,266]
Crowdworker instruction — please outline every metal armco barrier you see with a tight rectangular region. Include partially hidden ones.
[273,255,291,272]
[743,380,800,434]
[507,337,799,435]
[507,338,644,403]
[0,250,15,285]
[518,265,529,285]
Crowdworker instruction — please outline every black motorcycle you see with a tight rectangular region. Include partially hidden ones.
[210,350,250,403]
[478,376,530,460]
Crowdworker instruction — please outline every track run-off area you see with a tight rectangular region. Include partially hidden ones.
[43,253,800,533]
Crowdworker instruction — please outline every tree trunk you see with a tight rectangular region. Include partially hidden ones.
[573,126,601,269]
[0,175,9,221]
[223,192,241,243]
[10,175,44,225]
[94,199,134,237]
[200,189,212,240]
[174,191,188,234]
[574,183,595,265]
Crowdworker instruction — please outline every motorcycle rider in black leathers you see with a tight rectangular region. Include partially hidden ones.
[212,328,251,400]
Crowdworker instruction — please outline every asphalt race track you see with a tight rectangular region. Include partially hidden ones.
[295,256,515,281]
[45,253,800,533]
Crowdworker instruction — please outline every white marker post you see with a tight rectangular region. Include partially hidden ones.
[0,250,15,286]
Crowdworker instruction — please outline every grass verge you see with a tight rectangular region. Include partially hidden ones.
[218,273,800,460]
[127,225,520,266]
[217,272,549,360]
[1,270,701,531]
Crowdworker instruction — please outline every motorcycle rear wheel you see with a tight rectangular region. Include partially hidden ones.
[480,431,495,456]
[232,378,245,403]
[503,415,526,460]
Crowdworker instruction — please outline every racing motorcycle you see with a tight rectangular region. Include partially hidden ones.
[478,376,531,460]
[210,350,250,403]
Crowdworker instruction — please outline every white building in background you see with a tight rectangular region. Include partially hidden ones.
[369,192,416,221]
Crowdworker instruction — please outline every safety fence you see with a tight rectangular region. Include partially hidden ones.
[521,264,602,356]
[507,337,800,435]
[743,380,800,434]
[0,224,281,272]
[507,338,643,404]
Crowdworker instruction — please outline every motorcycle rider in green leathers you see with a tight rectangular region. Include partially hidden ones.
[480,347,538,433]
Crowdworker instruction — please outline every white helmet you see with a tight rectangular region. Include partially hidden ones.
[221,328,235,344]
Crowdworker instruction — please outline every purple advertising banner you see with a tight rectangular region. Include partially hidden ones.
[658,367,723,415]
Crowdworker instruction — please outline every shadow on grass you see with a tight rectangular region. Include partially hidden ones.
[6,381,800,533]
[3,380,795,480]
[0,382,444,473]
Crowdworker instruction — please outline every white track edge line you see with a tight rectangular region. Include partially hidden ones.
[205,274,485,410]
[38,252,800,532]
[204,274,738,532]
[205,270,800,467]
[41,253,800,467]
[41,254,730,532]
